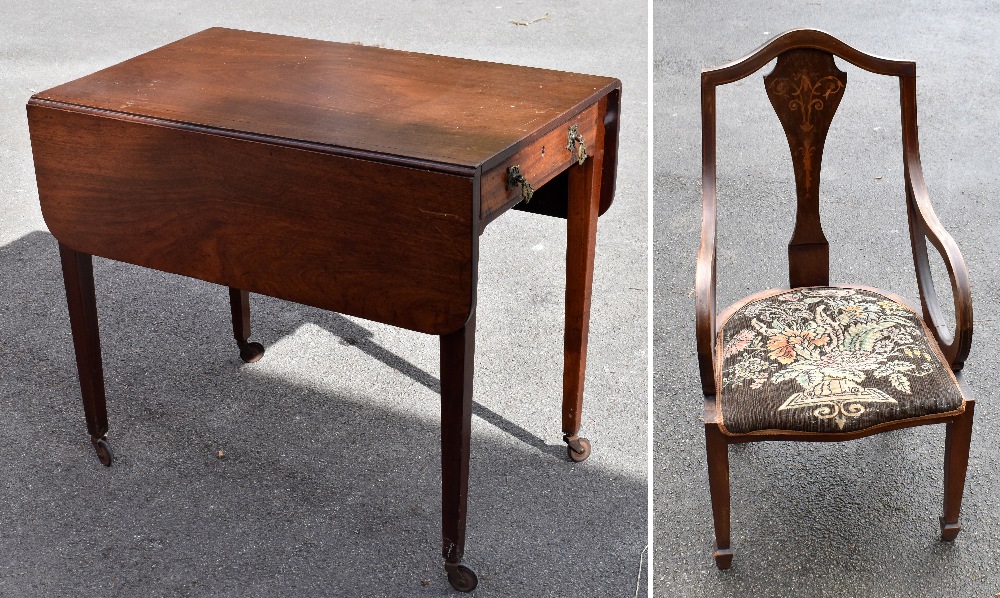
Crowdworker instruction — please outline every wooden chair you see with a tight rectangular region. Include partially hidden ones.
[696,29,974,569]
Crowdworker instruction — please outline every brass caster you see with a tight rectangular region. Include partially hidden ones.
[564,435,591,462]
[445,562,479,592]
[238,341,265,363]
[91,436,113,467]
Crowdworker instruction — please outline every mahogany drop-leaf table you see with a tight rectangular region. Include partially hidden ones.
[26,28,620,591]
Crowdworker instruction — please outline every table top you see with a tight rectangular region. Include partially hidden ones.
[29,28,621,335]
[33,27,619,171]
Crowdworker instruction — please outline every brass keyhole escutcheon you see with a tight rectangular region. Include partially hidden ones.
[507,165,534,203]
[566,124,588,166]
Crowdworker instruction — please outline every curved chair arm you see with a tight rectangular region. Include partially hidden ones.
[904,158,973,369]
[900,76,972,370]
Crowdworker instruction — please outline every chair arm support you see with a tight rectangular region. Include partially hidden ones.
[904,157,973,369]
[696,187,718,395]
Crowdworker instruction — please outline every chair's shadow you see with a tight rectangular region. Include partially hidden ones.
[0,230,644,597]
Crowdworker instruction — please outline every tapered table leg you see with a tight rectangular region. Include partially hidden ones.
[228,287,264,363]
[440,312,478,592]
[58,242,112,466]
[562,137,604,462]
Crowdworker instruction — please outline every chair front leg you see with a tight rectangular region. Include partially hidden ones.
[941,400,975,541]
[705,423,733,568]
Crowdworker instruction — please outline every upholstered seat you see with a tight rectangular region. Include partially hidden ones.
[716,287,965,435]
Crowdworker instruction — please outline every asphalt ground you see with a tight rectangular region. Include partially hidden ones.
[654,2,1000,597]
[0,2,647,596]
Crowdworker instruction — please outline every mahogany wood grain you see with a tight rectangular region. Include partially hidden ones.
[480,100,601,223]
[29,103,476,336]
[764,50,846,287]
[34,28,619,173]
[697,28,976,570]
[512,88,621,222]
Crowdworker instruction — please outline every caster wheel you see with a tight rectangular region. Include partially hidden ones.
[239,341,265,363]
[446,563,479,592]
[91,437,113,467]
[566,437,591,462]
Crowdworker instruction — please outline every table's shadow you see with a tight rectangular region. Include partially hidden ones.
[250,299,567,461]
[0,230,644,597]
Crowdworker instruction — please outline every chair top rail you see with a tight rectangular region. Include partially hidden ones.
[702,28,914,87]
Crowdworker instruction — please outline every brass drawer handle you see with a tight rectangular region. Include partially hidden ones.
[507,164,534,203]
[566,124,588,166]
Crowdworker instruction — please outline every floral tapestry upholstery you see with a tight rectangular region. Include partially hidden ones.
[716,287,965,435]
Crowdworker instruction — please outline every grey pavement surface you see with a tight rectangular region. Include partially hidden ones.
[655,2,999,597]
[0,2,647,597]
